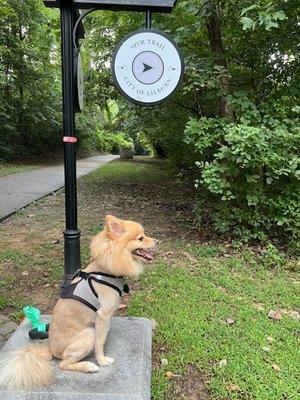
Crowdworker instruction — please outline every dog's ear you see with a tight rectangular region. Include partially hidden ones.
[105,215,125,240]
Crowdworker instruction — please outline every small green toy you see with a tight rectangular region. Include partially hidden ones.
[23,306,47,333]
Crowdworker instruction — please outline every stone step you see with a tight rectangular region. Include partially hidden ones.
[0,316,152,400]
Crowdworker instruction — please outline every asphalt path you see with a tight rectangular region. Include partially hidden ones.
[0,155,118,221]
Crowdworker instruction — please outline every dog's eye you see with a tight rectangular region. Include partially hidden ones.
[138,236,144,241]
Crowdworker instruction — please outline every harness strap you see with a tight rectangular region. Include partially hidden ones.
[90,276,122,297]
[73,269,129,296]
[75,270,124,280]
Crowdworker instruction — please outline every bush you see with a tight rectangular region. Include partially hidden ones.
[184,116,300,248]
[96,130,133,154]
[129,132,153,156]
[261,243,286,268]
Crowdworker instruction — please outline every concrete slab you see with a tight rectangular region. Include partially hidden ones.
[0,316,152,400]
[0,155,119,221]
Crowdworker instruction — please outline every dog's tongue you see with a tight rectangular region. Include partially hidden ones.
[143,250,153,260]
[137,249,153,261]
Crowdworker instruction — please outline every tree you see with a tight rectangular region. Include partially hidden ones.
[0,0,61,159]
[203,0,234,119]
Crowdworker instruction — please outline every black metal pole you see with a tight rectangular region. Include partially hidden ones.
[146,9,152,28]
[60,1,81,285]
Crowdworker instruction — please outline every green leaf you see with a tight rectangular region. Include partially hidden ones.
[272,11,287,21]
[241,5,259,16]
[264,20,279,30]
[241,17,256,30]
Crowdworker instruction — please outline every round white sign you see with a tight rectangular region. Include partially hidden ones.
[112,29,184,106]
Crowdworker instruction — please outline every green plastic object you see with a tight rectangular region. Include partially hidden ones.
[23,306,47,332]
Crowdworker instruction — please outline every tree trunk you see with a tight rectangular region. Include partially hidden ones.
[18,16,26,145]
[205,2,234,121]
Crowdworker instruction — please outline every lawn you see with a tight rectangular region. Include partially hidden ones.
[0,158,299,399]
[0,163,39,177]
[128,245,299,399]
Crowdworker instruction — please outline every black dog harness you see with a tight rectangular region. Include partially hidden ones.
[60,270,129,312]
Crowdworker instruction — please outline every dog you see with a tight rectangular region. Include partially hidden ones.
[0,215,156,390]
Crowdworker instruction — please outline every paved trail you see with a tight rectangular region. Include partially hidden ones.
[0,155,118,221]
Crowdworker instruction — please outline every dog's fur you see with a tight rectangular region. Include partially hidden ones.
[0,215,156,390]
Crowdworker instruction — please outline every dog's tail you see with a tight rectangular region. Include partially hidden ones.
[0,344,53,390]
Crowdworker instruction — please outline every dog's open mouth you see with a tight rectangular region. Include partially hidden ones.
[132,248,153,262]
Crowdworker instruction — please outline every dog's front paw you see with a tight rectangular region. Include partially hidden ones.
[97,356,115,367]
[84,362,100,373]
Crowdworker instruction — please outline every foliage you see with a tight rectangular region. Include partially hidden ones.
[96,130,133,154]
[241,3,287,31]
[0,2,141,159]
[184,113,300,245]
[0,0,62,160]
[261,243,286,268]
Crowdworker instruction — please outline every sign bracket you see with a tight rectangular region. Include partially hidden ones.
[146,9,152,28]
[73,8,97,54]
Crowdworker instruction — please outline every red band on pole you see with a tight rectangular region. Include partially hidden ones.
[63,136,77,143]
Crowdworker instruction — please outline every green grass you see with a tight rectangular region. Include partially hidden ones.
[127,247,300,399]
[0,164,38,177]
[0,248,64,280]
[0,248,64,310]
[0,293,22,312]
[86,158,170,183]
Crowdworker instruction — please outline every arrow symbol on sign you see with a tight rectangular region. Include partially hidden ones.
[143,63,153,73]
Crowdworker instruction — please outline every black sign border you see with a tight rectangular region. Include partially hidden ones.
[111,28,184,107]
[74,51,84,113]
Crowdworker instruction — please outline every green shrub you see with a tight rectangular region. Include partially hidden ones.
[261,243,286,268]
[96,130,133,154]
[184,116,300,248]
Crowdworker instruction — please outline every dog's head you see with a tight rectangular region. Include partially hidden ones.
[90,215,157,277]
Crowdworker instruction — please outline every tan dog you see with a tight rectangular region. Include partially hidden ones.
[0,215,156,389]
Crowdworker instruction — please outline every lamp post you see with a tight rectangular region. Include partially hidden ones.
[44,0,178,284]
[60,2,80,285]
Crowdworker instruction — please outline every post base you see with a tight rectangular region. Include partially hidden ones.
[64,229,81,284]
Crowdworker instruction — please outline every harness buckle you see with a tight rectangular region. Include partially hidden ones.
[72,269,81,279]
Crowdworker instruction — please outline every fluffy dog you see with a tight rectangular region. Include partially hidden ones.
[0,215,156,389]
